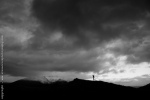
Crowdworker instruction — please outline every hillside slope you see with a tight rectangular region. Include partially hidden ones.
[2,78,149,99]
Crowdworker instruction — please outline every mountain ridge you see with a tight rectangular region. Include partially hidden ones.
[2,78,150,99]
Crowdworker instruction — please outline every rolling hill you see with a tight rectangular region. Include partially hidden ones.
[1,78,149,99]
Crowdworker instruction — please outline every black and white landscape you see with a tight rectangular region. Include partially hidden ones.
[1,0,150,99]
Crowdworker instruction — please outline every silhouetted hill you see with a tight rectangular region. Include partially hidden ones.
[139,83,150,90]
[2,78,149,99]
[67,78,132,89]
[10,78,68,88]
[12,79,43,87]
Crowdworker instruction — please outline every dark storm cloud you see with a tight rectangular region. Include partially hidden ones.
[3,49,101,76]
[2,0,150,78]
[0,0,29,24]
[3,61,38,77]
[31,0,150,47]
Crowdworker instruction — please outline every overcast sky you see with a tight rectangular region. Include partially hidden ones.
[0,0,150,86]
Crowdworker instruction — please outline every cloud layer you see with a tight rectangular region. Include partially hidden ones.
[31,0,150,47]
[1,0,150,84]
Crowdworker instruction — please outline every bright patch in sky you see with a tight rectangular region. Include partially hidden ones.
[89,52,150,83]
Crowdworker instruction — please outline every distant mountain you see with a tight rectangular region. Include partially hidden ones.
[11,78,43,87]
[9,78,68,88]
[42,78,69,84]
[6,78,138,88]
[3,78,149,99]
[9,78,134,90]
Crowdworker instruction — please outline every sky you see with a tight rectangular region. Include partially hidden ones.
[0,0,150,86]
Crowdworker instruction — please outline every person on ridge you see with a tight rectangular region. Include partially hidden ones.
[93,75,95,81]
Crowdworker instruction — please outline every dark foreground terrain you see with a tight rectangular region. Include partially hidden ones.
[1,78,150,99]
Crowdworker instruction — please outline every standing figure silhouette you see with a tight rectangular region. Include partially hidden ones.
[93,75,95,81]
